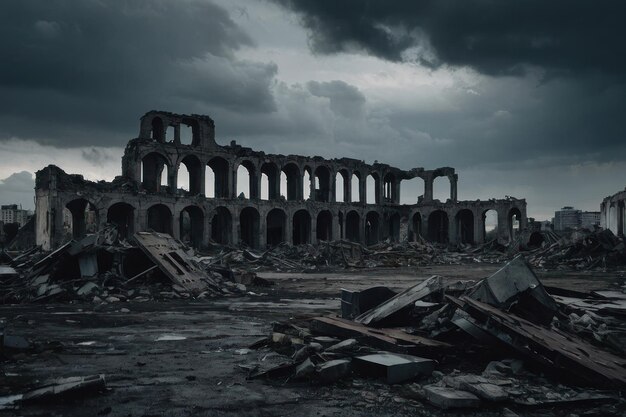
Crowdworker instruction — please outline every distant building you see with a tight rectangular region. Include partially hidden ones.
[600,187,626,235]
[0,204,30,228]
[554,206,600,231]
[580,211,600,230]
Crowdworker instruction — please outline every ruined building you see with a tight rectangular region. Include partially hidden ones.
[35,111,527,250]
[601,188,626,236]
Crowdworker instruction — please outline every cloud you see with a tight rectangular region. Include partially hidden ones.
[271,1,626,77]
[0,0,277,147]
[307,80,366,118]
[0,171,35,210]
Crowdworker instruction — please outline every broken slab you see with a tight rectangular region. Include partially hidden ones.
[453,295,626,388]
[467,255,557,324]
[355,275,443,326]
[294,358,315,380]
[317,359,351,383]
[354,352,435,384]
[423,385,480,409]
[133,232,215,296]
[340,286,397,319]
[311,316,450,356]
[445,375,508,402]
[21,374,106,403]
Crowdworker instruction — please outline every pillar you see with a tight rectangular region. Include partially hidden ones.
[450,175,458,202]
[423,174,434,202]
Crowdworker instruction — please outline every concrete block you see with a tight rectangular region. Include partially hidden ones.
[294,358,315,379]
[317,359,351,383]
[354,352,435,384]
[423,385,480,409]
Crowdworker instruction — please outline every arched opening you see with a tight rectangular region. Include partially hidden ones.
[383,173,396,203]
[433,176,449,202]
[179,155,202,195]
[237,164,251,199]
[411,212,422,241]
[107,202,134,239]
[335,172,345,202]
[303,167,312,200]
[427,210,449,243]
[211,207,232,244]
[151,117,164,142]
[281,163,301,201]
[147,204,172,234]
[401,177,425,204]
[207,157,229,198]
[338,212,344,239]
[240,207,260,249]
[316,210,333,242]
[267,208,286,247]
[314,166,331,202]
[180,118,199,146]
[388,212,400,242]
[141,152,169,193]
[180,206,204,248]
[293,209,311,245]
[365,211,380,245]
[346,211,360,243]
[508,208,522,242]
[351,172,361,203]
[166,124,175,142]
[261,162,279,200]
[66,198,98,239]
[482,209,499,242]
[455,209,474,244]
[366,174,377,204]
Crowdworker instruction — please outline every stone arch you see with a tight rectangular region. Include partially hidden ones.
[261,162,280,200]
[178,154,203,195]
[366,172,380,204]
[207,156,230,198]
[316,210,333,242]
[151,116,165,142]
[335,169,350,202]
[267,208,286,247]
[482,209,498,242]
[352,171,362,203]
[411,212,422,241]
[314,165,331,202]
[180,205,204,248]
[107,202,135,239]
[432,176,449,202]
[346,210,360,243]
[401,177,425,204]
[383,173,396,203]
[508,207,522,242]
[240,207,260,248]
[455,209,474,244]
[365,211,380,245]
[146,203,172,234]
[65,198,98,239]
[427,210,449,243]
[236,160,257,199]
[211,206,232,244]
[293,209,312,245]
[388,212,400,242]
[180,117,200,146]
[303,166,313,200]
[281,162,301,201]
[141,152,170,193]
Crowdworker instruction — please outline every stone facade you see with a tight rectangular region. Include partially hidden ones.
[35,111,527,250]
[601,188,626,236]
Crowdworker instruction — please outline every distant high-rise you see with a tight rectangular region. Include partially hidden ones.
[554,206,600,231]
[0,204,30,227]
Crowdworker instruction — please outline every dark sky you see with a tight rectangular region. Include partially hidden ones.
[1,0,625,219]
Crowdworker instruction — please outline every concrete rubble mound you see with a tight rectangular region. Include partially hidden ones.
[242,255,626,413]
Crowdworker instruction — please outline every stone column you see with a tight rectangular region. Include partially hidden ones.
[450,175,458,202]
[344,175,352,203]
[359,176,367,204]
[473,209,484,244]
[448,210,457,244]
[423,174,434,202]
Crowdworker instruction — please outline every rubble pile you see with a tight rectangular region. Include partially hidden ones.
[524,229,626,270]
[242,256,626,412]
[202,238,509,273]
[0,228,255,304]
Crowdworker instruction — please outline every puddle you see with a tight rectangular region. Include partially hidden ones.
[155,334,187,341]
[77,341,96,346]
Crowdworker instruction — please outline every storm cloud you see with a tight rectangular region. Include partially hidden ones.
[271,0,626,77]
[0,0,277,146]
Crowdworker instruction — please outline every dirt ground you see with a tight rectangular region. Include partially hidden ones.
[1,263,625,416]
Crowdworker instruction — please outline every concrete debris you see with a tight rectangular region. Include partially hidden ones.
[353,353,435,384]
[422,385,480,409]
[317,359,351,383]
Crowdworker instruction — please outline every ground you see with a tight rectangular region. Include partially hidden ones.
[1,264,625,416]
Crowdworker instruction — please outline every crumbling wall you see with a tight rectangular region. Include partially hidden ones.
[35,111,527,250]
[601,189,626,236]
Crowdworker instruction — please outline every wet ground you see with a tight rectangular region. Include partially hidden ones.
[1,264,625,416]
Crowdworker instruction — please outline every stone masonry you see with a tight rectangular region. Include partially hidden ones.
[35,111,527,250]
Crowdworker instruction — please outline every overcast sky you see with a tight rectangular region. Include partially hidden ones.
[1,0,625,220]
